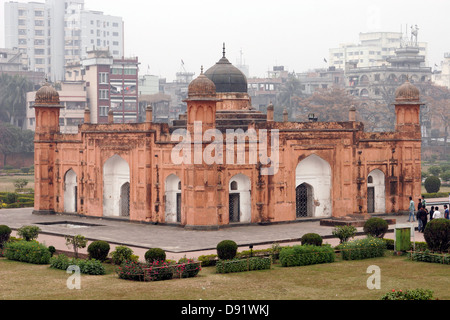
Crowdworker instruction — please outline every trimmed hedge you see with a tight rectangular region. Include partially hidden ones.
[144,248,166,263]
[87,240,110,261]
[301,233,323,246]
[279,245,335,267]
[340,237,386,260]
[217,240,238,260]
[4,240,51,264]
[424,219,450,253]
[216,257,272,274]
[117,260,201,282]
[409,250,450,264]
[381,288,434,300]
[49,254,106,275]
[363,218,388,238]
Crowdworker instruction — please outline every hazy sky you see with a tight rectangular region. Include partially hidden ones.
[1,0,449,81]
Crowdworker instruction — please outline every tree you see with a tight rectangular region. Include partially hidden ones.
[294,87,358,122]
[0,122,34,166]
[0,74,34,128]
[65,235,88,259]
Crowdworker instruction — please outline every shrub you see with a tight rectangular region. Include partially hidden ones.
[48,246,56,257]
[49,254,70,270]
[174,259,202,278]
[4,240,51,264]
[424,219,450,253]
[332,225,357,244]
[424,176,441,194]
[50,254,106,275]
[381,289,434,300]
[198,254,218,267]
[340,237,386,260]
[363,218,388,238]
[409,250,450,264]
[216,257,272,274]
[216,240,238,260]
[87,240,110,261]
[17,225,41,241]
[0,225,12,248]
[144,248,166,263]
[5,193,18,204]
[117,260,176,282]
[279,245,335,267]
[77,259,106,275]
[110,246,137,265]
[300,233,323,246]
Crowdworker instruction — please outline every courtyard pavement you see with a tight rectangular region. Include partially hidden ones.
[0,207,428,261]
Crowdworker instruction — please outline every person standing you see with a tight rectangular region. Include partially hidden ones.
[408,197,416,222]
[417,199,423,231]
[430,206,435,221]
[421,196,427,210]
[433,207,442,219]
[444,205,449,219]
[418,207,428,232]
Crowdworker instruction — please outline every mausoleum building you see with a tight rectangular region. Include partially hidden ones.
[33,48,423,228]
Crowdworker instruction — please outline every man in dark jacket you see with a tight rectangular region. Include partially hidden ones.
[418,207,428,232]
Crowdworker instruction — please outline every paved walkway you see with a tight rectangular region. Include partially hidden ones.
[0,208,426,261]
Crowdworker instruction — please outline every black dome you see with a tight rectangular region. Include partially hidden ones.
[204,48,247,93]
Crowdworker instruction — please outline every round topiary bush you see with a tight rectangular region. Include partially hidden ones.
[145,248,166,263]
[87,240,110,261]
[363,218,389,238]
[0,225,12,248]
[301,233,323,246]
[424,176,441,194]
[216,240,238,260]
[424,219,450,253]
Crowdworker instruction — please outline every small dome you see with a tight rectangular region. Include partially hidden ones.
[35,82,60,106]
[395,80,420,102]
[188,67,216,98]
[204,45,247,93]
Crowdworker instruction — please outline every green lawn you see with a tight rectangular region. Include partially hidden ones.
[0,254,448,300]
[0,174,34,192]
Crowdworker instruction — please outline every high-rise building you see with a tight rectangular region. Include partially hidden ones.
[65,49,139,124]
[4,0,123,81]
[329,31,428,69]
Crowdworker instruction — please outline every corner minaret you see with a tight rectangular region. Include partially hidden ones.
[394,80,422,136]
[33,82,64,215]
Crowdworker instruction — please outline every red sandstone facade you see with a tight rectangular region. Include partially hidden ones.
[33,52,423,228]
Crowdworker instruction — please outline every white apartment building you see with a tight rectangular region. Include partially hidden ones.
[329,32,428,69]
[4,0,123,81]
[433,53,450,89]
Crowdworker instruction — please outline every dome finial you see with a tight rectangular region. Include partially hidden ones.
[223,43,226,58]
[201,65,204,74]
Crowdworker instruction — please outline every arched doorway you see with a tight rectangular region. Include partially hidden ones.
[229,174,251,223]
[296,154,332,218]
[64,169,77,213]
[165,174,181,223]
[120,182,130,217]
[367,169,386,214]
[103,155,130,217]
[296,183,314,218]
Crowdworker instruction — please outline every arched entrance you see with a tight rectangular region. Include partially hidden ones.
[165,174,181,223]
[120,182,130,217]
[296,154,332,218]
[64,169,77,213]
[103,155,130,217]
[229,174,251,223]
[296,183,314,218]
[367,169,386,214]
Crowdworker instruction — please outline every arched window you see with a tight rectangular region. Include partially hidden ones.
[230,181,238,191]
